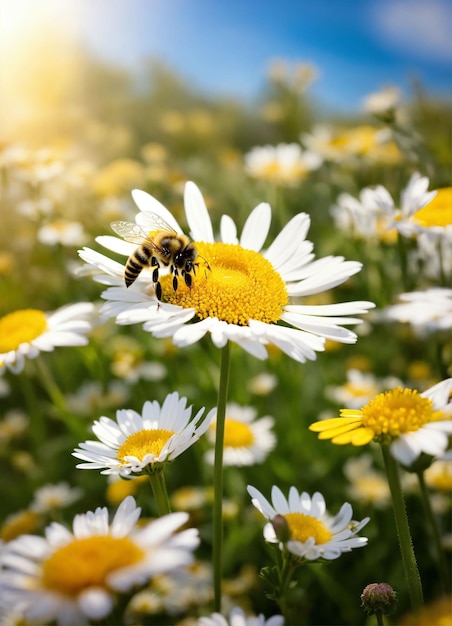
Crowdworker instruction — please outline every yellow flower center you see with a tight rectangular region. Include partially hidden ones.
[117,429,174,463]
[42,535,144,596]
[360,387,443,437]
[343,381,378,398]
[222,418,254,448]
[329,126,377,155]
[284,512,332,544]
[0,309,47,352]
[163,242,288,325]
[413,187,452,228]
[254,161,308,183]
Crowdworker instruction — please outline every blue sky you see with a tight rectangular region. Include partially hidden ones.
[4,0,452,111]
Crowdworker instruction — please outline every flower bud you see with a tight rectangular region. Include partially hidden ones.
[361,582,397,615]
[271,514,291,543]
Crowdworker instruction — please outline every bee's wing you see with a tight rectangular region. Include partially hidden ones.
[137,212,177,235]
[110,221,149,244]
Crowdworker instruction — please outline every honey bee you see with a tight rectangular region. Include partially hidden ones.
[111,213,203,300]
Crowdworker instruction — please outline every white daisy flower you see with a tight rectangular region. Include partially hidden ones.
[244,142,322,185]
[205,403,276,466]
[78,182,374,363]
[198,606,284,626]
[311,379,452,468]
[30,482,83,514]
[362,86,400,116]
[73,391,216,476]
[385,288,452,333]
[247,485,369,561]
[365,172,437,237]
[301,124,400,164]
[408,186,452,241]
[330,189,395,242]
[0,496,199,626]
[37,219,86,247]
[0,303,95,375]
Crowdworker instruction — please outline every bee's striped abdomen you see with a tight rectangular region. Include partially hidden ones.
[124,244,153,287]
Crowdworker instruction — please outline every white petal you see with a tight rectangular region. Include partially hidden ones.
[78,587,113,620]
[271,485,290,514]
[390,436,421,466]
[220,214,238,244]
[184,181,215,242]
[96,235,135,256]
[132,189,182,233]
[265,213,311,271]
[421,378,452,409]
[240,202,271,251]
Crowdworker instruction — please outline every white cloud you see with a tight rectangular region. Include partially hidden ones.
[371,0,452,62]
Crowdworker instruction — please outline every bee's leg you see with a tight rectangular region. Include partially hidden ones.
[172,270,179,292]
[184,272,192,288]
[150,257,159,284]
[155,281,162,301]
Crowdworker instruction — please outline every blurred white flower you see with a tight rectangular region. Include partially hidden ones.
[327,369,403,409]
[247,372,278,396]
[362,86,400,116]
[0,497,199,625]
[38,219,86,247]
[30,482,83,514]
[385,288,452,333]
[199,606,284,626]
[0,303,94,375]
[244,143,322,185]
[205,403,276,466]
[66,380,130,417]
[365,172,436,237]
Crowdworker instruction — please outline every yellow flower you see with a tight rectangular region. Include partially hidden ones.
[398,595,452,626]
[413,187,452,229]
[310,380,452,466]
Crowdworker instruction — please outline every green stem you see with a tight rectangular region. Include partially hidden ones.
[376,611,384,626]
[416,469,451,593]
[20,364,46,449]
[277,551,298,620]
[35,356,85,438]
[396,232,409,291]
[213,341,232,612]
[381,444,423,610]
[148,471,171,516]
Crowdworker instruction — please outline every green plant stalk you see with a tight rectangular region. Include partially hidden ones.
[35,356,85,438]
[148,470,171,516]
[381,444,423,609]
[416,469,451,593]
[213,341,231,612]
[396,232,409,292]
[277,550,298,620]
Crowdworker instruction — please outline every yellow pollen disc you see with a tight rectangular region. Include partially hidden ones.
[414,188,452,228]
[0,309,47,352]
[360,387,442,437]
[42,535,144,595]
[163,242,288,325]
[220,418,254,448]
[117,429,175,463]
[344,381,378,398]
[284,512,332,544]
